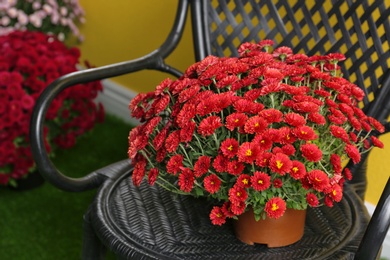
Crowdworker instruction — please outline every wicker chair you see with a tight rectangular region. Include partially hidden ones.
[30,0,390,259]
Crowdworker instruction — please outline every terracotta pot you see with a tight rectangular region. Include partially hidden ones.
[234,208,306,247]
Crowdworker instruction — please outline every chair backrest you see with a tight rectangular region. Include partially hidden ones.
[190,0,390,194]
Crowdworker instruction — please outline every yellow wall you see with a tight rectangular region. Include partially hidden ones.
[77,0,389,205]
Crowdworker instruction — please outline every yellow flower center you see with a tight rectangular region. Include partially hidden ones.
[332,189,337,196]
[292,167,299,173]
[271,203,279,211]
[216,213,222,218]
[301,130,307,135]
[261,140,265,144]
[242,178,249,185]
[315,177,321,183]
[228,145,233,151]
[276,160,283,169]
[246,149,252,156]
[258,180,263,184]
[255,122,259,127]
[234,119,239,123]
[237,192,241,197]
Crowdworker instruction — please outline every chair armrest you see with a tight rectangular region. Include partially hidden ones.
[29,0,190,192]
[355,177,390,260]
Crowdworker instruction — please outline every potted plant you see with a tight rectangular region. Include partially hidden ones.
[127,40,384,247]
[0,30,104,188]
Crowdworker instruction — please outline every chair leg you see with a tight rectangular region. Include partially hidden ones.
[82,210,106,260]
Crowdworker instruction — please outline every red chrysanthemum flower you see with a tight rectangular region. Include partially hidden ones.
[255,152,272,167]
[371,136,384,148]
[278,127,296,144]
[197,115,223,137]
[306,192,319,207]
[343,168,353,181]
[236,174,251,188]
[230,200,246,215]
[259,108,283,123]
[330,125,349,143]
[300,143,322,162]
[284,112,306,127]
[212,154,229,173]
[166,154,184,175]
[292,101,320,113]
[209,206,226,226]
[307,169,330,191]
[250,171,271,191]
[281,144,296,156]
[292,125,318,141]
[221,202,236,218]
[178,168,195,192]
[327,183,343,202]
[264,197,287,219]
[225,112,248,131]
[204,174,222,194]
[180,121,196,143]
[345,144,361,164]
[308,112,326,125]
[220,138,239,158]
[152,125,169,150]
[273,178,283,188]
[227,160,245,175]
[147,168,159,186]
[253,134,273,151]
[165,130,181,153]
[193,155,211,177]
[132,159,147,187]
[228,184,248,205]
[244,115,268,134]
[237,142,260,164]
[290,160,306,180]
[330,154,342,173]
[269,153,292,175]
[367,117,385,133]
[176,103,196,127]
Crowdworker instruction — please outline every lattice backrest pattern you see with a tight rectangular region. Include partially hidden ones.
[207,0,390,112]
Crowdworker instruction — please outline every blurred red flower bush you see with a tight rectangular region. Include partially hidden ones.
[0,30,104,186]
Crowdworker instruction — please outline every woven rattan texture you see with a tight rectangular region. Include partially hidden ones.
[207,0,390,110]
[92,169,368,260]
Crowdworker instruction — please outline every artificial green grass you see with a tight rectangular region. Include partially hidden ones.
[0,114,133,260]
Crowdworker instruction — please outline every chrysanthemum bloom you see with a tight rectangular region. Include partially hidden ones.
[237,174,251,188]
[330,154,342,173]
[197,115,222,136]
[165,130,180,153]
[220,138,239,158]
[269,152,292,175]
[281,144,296,156]
[166,154,184,174]
[259,108,283,123]
[212,154,229,173]
[306,192,319,207]
[345,144,361,164]
[225,112,248,131]
[178,168,195,192]
[371,136,384,148]
[204,174,222,194]
[209,206,226,226]
[327,183,343,202]
[253,134,273,151]
[308,169,330,191]
[255,152,272,167]
[237,142,260,163]
[228,185,248,205]
[194,155,211,177]
[292,125,318,141]
[273,178,283,188]
[147,168,159,186]
[230,200,246,215]
[227,160,245,175]
[284,112,306,127]
[264,197,287,219]
[221,202,236,218]
[250,171,271,191]
[176,103,196,127]
[244,115,267,134]
[290,160,306,180]
[343,168,352,181]
[330,125,349,143]
[300,143,322,162]
[132,159,147,187]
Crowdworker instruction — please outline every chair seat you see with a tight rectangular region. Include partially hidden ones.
[89,160,369,260]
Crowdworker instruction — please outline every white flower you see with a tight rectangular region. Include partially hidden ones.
[32,2,41,10]
[29,13,42,28]
[7,7,18,18]
[60,6,67,16]
[1,16,10,26]
[17,11,28,25]
[42,4,52,14]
